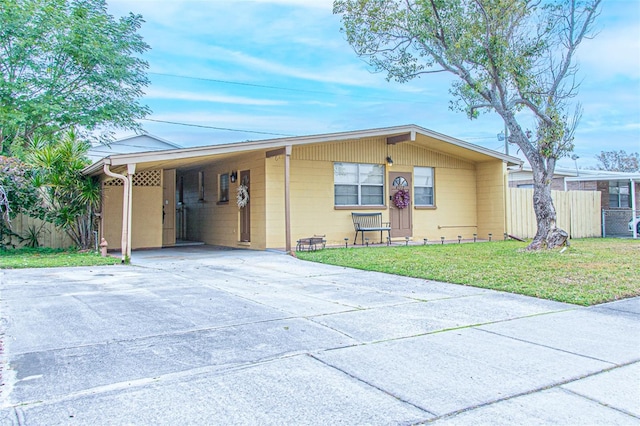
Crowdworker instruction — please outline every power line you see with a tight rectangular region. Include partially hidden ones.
[148,71,430,104]
[142,118,296,137]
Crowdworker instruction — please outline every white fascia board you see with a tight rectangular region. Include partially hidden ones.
[84,124,522,174]
[83,159,106,176]
[565,174,640,182]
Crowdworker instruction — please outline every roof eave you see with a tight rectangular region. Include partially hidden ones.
[565,174,640,182]
[82,124,523,174]
[83,158,107,176]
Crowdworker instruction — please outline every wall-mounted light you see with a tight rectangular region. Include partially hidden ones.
[230,171,237,183]
[386,156,393,167]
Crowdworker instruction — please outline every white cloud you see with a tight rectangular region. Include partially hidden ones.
[249,0,333,9]
[577,23,640,80]
[140,110,333,145]
[143,88,288,106]
[107,0,639,162]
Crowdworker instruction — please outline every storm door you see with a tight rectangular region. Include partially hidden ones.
[162,169,176,246]
[389,172,412,238]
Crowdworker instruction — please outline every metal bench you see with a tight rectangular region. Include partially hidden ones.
[296,235,326,251]
[351,212,391,245]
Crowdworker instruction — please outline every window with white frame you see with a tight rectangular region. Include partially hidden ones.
[609,181,630,208]
[334,162,384,206]
[414,167,434,206]
[219,173,229,202]
[198,171,205,201]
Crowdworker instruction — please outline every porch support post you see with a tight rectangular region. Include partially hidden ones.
[126,164,136,259]
[284,145,292,254]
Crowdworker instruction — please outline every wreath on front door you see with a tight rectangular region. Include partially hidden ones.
[393,188,411,209]
[236,184,249,208]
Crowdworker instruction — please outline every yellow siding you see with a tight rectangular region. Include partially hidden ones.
[413,167,477,241]
[294,136,474,170]
[265,157,285,247]
[476,161,507,239]
[101,183,162,250]
[102,184,123,250]
[132,186,163,249]
[98,136,512,251]
[282,139,482,247]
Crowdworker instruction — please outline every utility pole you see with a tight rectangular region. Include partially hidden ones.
[497,123,509,156]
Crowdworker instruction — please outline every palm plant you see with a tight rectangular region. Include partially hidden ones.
[27,129,100,249]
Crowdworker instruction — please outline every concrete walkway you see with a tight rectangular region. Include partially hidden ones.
[0,246,638,425]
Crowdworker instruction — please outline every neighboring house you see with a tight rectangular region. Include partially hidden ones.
[509,165,591,190]
[509,165,639,236]
[87,134,182,163]
[83,124,522,256]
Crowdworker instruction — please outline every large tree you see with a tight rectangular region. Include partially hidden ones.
[0,0,150,154]
[334,0,601,249]
[595,150,639,173]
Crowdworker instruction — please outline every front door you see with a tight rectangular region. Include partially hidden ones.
[239,170,251,242]
[389,172,412,238]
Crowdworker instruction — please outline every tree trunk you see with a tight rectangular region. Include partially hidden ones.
[527,162,568,250]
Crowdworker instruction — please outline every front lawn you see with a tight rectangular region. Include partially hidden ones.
[296,238,640,306]
[0,248,121,269]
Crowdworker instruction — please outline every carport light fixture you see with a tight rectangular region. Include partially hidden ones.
[230,171,237,183]
[386,156,393,167]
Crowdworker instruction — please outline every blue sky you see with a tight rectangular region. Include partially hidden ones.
[107,0,640,170]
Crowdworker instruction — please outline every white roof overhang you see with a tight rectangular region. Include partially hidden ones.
[83,124,523,176]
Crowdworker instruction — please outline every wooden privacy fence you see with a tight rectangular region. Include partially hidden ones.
[507,188,601,239]
[6,214,75,249]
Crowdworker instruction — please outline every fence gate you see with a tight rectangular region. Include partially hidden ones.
[602,209,638,238]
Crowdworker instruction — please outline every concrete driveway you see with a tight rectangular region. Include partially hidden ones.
[0,246,638,425]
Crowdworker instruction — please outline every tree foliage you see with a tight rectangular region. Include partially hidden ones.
[0,155,43,247]
[334,0,601,249]
[595,150,639,173]
[0,0,150,154]
[26,129,100,249]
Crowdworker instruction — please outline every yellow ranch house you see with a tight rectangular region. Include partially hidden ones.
[83,125,522,259]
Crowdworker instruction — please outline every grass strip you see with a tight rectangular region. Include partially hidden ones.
[296,239,640,306]
[0,247,121,269]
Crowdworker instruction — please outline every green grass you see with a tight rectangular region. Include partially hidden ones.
[296,239,640,306]
[0,247,121,269]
